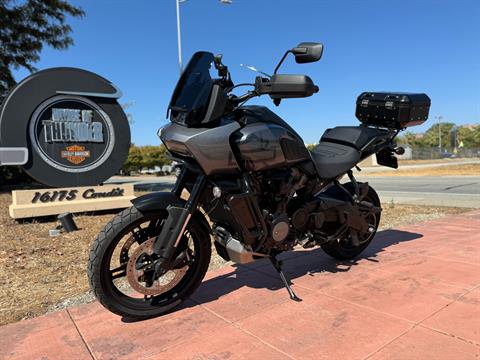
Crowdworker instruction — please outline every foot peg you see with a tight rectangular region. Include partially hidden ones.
[269,256,302,302]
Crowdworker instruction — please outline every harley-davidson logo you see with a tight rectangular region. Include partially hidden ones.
[61,145,91,165]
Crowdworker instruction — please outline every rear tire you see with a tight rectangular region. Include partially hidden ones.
[88,206,211,319]
[321,183,381,260]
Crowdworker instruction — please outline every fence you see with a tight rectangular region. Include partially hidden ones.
[406,147,480,160]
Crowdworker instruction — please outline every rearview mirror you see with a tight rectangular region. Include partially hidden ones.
[291,42,324,63]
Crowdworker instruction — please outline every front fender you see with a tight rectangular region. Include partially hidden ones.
[131,191,186,213]
[131,191,211,235]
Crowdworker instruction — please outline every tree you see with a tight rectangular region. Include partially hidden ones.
[397,131,420,147]
[421,122,455,150]
[0,0,84,101]
[121,145,170,174]
[122,145,143,174]
[121,101,136,125]
[401,122,456,150]
[139,145,169,170]
[457,125,480,148]
[395,123,480,152]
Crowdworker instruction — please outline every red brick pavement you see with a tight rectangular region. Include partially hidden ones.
[1,211,479,359]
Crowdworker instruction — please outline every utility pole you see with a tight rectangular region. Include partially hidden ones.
[435,115,443,153]
[175,0,232,75]
[451,125,458,153]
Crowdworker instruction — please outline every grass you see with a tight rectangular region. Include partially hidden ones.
[0,191,473,326]
[363,163,480,177]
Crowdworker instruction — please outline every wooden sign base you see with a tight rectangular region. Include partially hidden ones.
[9,184,135,219]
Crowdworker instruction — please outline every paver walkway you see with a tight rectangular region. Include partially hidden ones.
[1,211,479,359]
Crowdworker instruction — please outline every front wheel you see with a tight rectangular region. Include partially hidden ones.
[321,183,381,260]
[88,206,211,319]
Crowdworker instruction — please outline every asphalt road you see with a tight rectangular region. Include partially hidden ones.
[356,176,480,208]
[109,175,480,208]
[357,176,479,195]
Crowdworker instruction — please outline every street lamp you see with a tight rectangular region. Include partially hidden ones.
[175,0,232,74]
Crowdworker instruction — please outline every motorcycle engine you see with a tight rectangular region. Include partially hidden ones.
[255,168,304,251]
[207,167,309,254]
[261,212,294,251]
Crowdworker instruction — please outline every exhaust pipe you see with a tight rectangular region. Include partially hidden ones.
[213,227,265,264]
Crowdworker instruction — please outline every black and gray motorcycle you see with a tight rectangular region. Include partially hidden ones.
[88,43,430,318]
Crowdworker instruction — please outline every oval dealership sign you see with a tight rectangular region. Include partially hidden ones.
[29,95,115,173]
[0,67,131,187]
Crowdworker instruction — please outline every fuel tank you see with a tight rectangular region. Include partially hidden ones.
[231,106,311,171]
[159,120,241,175]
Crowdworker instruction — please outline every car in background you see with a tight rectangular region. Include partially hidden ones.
[439,151,457,158]
[137,162,182,176]
[171,161,183,177]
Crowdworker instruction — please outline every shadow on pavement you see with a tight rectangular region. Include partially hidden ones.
[121,229,422,323]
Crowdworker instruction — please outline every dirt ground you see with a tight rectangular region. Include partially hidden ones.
[364,163,480,177]
[0,191,472,326]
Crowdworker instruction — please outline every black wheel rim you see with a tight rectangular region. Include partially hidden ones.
[338,210,378,251]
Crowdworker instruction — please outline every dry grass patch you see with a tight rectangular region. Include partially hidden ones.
[364,163,480,177]
[397,158,476,165]
[0,191,473,326]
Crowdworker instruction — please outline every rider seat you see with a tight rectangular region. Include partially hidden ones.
[310,126,389,179]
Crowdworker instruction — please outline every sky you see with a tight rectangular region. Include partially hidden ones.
[12,0,480,145]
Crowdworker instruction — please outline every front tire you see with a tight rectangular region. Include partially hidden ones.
[88,206,211,319]
[321,183,381,260]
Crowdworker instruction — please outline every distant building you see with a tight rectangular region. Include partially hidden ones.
[462,124,479,130]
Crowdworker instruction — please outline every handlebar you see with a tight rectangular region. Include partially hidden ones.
[228,91,258,106]
[224,74,319,108]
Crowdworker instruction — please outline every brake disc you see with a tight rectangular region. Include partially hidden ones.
[119,225,155,264]
[126,238,187,296]
[119,235,137,264]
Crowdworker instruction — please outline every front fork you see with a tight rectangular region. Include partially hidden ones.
[153,168,206,275]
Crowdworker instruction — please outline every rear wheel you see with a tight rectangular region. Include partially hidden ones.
[88,206,211,319]
[321,183,381,260]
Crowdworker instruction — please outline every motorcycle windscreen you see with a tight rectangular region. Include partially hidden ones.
[168,51,215,126]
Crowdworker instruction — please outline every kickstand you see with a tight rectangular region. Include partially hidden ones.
[269,256,302,302]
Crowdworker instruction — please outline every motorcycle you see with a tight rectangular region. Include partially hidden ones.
[88,42,430,318]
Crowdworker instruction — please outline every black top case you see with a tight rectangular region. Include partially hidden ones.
[355,92,431,129]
